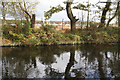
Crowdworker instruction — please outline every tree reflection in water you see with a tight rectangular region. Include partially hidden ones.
[65,47,75,79]
[2,44,120,79]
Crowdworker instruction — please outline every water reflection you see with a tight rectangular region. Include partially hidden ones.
[0,47,2,79]
[2,44,120,79]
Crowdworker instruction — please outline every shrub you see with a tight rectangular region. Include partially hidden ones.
[2,23,120,45]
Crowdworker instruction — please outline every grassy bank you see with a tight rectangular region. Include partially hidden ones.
[1,24,120,47]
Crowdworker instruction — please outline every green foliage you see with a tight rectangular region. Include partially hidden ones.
[64,33,81,41]
[2,23,120,46]
[89,22,99,28]
[73,3,88,11]
[45,5,64,20]
[3,25,66,45]
[2,22,29,40]
[78,27,120,44]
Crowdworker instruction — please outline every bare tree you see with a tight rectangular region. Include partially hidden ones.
[45,0,89,32]
[118,1,120,27]
[19,2,36,28]
[66,0,79,32]
[106,2,119,27]
[99,0,111,28]
[2,2,6,22]
[2,1,38,28]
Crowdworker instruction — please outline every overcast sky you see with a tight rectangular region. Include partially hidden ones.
[35,0,120,21]
[35,0,101,21]
[1,0,117,23]
[34,0,118,21]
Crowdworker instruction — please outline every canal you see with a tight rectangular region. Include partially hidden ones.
[1,44,120,79]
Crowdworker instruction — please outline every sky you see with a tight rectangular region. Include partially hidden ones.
[35,0,100,21]
[35,0,118,22]
[0,0,117,23]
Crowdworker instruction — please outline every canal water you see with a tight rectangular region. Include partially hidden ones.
[1,44,120,79]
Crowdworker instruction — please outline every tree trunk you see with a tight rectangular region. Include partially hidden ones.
[70,20,76,32]
[86,0,90,30]
[19,2,32,27]
[2,2,6,22]
[118,2,120,42]
[106,3,119,27]
[118,2,120,27]
[66,1,78,32]
[31,14,36,28]
[99,2,111,28]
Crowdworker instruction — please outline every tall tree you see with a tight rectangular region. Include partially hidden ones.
[2,2,7,22]
[66,0,79,32]
[118,1,120,27]
[19,1,37,28]
[86,0,90,29]
[106,2,119,27]
[3,1,38,28]
[45,0,88,32]
[99,0,111,28]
